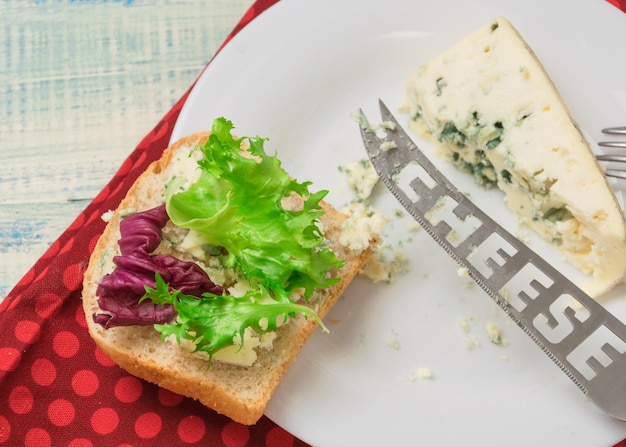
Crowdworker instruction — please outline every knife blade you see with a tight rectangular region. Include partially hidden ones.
[358,99,626,420]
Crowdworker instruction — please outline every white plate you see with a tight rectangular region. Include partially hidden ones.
[171,0,626,445]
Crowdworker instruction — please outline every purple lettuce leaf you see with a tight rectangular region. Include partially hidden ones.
[94,204,224,329]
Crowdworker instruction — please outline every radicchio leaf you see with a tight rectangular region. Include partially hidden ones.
[94,204,223,328]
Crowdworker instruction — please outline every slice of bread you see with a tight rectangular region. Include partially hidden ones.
[82,132,377,425]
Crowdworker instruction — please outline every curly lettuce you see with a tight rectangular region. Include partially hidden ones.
[143,273,327,363]
[165,117,344,302]
[120,117,346,361]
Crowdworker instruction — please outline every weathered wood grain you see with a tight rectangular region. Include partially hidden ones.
[0,0,255,301]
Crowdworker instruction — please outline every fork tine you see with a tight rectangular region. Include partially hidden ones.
[598,127,626,175]
[596,154,626,162]
[604,170,626,180]
[602,127,626,135]
[599,141,626,149]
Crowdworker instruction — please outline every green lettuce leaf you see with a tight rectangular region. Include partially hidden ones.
[165,117,344,301]
[143,273,327,363]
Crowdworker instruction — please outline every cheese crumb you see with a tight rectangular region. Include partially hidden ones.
[101,210,114,222]
[118,207,137,218]
[465,335,480,350]
[458,316,471,333]
[458,316,509,349]
[385,329,401,350]
[380,141,398,152]
[486,322,507,345]
[456,267,474,288]
[385,338,401,350]
[416,367,434,380]
[339,202,388,251]
[339,159,379,200]
[406,222,421,232]
[398,366,434,383]
[362,248,407,283]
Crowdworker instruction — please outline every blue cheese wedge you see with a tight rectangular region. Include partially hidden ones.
[402,16,626,297]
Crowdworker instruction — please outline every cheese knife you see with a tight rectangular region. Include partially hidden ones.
[358,99,626,420]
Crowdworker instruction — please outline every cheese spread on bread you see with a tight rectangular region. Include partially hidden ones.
[402,16,626,297]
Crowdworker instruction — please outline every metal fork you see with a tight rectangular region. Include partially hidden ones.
[597,127,626,179]
[359,100,626,421]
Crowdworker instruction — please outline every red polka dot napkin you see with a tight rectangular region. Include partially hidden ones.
[2,1,626,447]
[609,0,626,12]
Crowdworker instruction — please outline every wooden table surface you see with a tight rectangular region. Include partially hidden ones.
[0,0,255,302]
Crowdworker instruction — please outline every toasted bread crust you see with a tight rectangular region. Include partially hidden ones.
[82,132,375,424]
